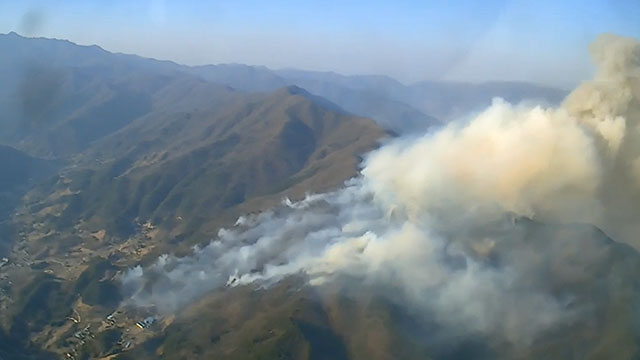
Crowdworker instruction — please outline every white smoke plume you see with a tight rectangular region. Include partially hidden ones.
[120,34,640,346]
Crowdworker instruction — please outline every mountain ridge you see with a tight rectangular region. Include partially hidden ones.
[1,32,565,135]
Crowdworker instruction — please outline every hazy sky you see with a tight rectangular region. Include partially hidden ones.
[1,1,639,88]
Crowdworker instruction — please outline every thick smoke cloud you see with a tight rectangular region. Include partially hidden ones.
[120,34,640,346]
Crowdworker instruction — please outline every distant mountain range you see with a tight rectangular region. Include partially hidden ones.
[0,31,565,139]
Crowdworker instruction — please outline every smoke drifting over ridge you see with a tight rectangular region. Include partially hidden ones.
[121,34,640,345]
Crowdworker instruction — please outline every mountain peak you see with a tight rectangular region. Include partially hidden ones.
[272,85,348,114]
[278,85,310,96]
[4,31,22,38]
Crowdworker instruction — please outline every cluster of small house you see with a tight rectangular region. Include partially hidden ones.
[136,316,156,329]
[105,311,155,330]
[60,310,157,358]
[104,311,120,327]
[73,325,93,341]
[116,335,132,350]
[64,324,94,359]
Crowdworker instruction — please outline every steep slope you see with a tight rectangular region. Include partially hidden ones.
[5,68,164,156]
[0,144,60,190]
[0,31,388,263]
[23,84,386,249]
[0,58,187,157]
[0,145,60,255]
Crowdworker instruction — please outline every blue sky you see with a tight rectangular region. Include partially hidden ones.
[1,1,638,88]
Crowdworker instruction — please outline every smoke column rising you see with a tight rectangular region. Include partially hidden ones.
[121,33,640,345]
